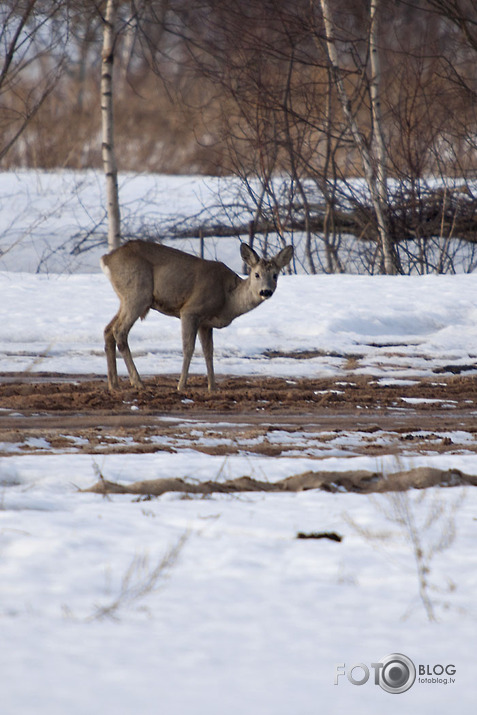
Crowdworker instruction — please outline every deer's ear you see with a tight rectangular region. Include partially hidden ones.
[240,243,260,267]
[273,245,294,269]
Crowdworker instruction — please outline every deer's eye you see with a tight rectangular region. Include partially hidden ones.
[255,272,260,279]
[273,274,278,280]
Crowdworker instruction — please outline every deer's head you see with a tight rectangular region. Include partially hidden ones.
[241,243,294,301]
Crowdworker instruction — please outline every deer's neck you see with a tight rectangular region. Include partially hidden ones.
[229,275,261,319]
[205,275,261,329]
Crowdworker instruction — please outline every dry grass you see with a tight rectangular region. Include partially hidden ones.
[344,461,466,621]
[87,532,189,621]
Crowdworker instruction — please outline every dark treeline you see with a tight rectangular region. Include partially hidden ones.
[1,0,476,176]
[2,0,477,273]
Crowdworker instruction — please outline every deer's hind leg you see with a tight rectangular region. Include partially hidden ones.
[104,314,120,390]
[112,296,151,389]
[105,264,153,391]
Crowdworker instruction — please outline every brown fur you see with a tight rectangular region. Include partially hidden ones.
[101,240,293,391]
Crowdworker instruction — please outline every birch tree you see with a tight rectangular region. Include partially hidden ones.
[319,0,400,274]
[101,0,121,250]
[369,0,390,261]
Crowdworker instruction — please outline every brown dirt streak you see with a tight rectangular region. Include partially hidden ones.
[83,466,477,496]
[1,373,477,458]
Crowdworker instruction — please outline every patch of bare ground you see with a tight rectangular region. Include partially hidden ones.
[1,373,477,470]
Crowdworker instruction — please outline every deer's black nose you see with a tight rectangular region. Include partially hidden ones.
[260,289,273,298]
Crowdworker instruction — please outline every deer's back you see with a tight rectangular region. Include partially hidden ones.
[102,240,240,320]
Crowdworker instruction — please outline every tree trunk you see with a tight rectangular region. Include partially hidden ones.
[101,0,121,251]
[319,0,400,274]
[369,0,399,274]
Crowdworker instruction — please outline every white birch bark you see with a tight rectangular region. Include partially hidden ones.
[369,0,398,274]
[101,0,121,251]
[319,0,399,273]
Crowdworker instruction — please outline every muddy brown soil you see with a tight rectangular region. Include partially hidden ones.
[2,371,477,414]
[1,372,477,459]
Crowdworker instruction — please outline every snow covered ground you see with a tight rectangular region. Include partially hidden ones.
[1,454,475,715]
[1,171,477,714]
[2,270,477,380]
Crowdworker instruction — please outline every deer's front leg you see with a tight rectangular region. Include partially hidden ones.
[198,325,216,392]
[178,313,199,391]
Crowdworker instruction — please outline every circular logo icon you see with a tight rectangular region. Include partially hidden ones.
[377,653,416,694]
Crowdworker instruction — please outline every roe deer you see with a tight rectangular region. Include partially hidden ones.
[101,240,294,392]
